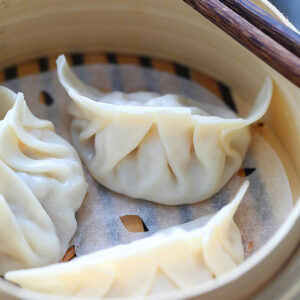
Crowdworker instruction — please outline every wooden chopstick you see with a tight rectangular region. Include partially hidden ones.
[219,0,300,58]
[183,0,300,87]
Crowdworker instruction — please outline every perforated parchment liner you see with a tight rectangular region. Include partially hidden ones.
[2,55,293,260]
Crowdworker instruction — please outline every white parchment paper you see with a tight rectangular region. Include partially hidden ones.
[3,63,293,259]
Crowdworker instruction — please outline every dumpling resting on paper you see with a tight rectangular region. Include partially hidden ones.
[0,86,88,274]
[5,181,249,298]
[57,54,272,205]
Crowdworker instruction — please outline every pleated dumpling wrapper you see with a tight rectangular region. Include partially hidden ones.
[57,55,272,205]
[0,86,88,275]
[5,181,249,298]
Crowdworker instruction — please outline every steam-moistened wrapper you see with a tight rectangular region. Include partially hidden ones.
[5,181,248,297]
[0,86,88,275]
[1,59,294,298]
[56,55,272,205]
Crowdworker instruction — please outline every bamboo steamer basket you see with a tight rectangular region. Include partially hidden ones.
[0,0,299,299]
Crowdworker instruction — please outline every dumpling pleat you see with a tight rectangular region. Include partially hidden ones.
[93,114,153,174]
[8,97,68,157]
[0,128,71,178]
[147,269,179,296]
[0,161,60,274]
[6,260,115,297]
[159,234,213,289]
[202,181,248,276]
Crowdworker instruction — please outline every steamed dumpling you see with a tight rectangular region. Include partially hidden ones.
[0,86,88,274]
[57,55,272,205]
[5,181,249,298]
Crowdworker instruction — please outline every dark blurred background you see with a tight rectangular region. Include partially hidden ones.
[270,0,300,29]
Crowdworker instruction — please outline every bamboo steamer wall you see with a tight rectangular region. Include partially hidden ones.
[0,0,299,299]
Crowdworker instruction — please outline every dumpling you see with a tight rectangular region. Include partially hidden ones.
[5,181,249,298]
[0,86,88,274]
[57,55,272,205]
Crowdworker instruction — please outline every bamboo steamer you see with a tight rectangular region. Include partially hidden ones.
[0,0,299,299]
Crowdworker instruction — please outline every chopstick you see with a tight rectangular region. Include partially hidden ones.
[183,0,300,87]
[219,0,300,57]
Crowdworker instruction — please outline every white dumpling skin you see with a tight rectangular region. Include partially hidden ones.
[5,181,249,298]
[57,55,272,205]
[0,86,88,274]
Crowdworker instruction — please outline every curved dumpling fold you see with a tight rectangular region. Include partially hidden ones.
[5,181,249,298]
[57,55,272,205]
[0,86,88,274]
